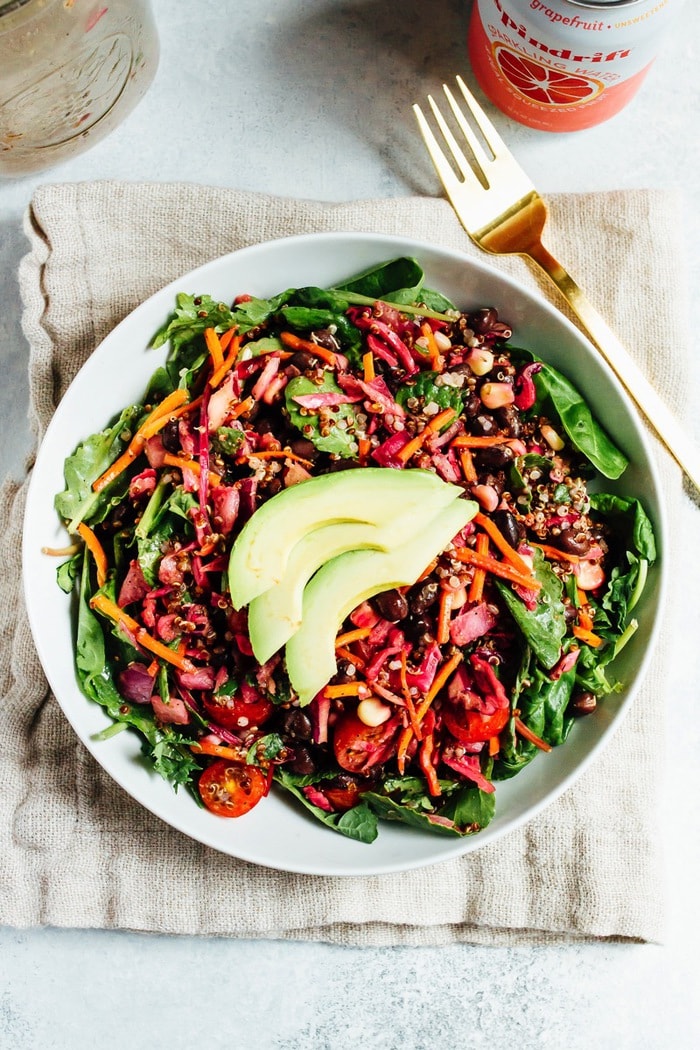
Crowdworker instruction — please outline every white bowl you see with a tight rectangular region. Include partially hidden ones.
[22,232,665,875]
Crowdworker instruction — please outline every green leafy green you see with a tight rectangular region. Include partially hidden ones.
[495,548,567,669]
[509,347,628,478]
[55,404,142,531]
[285,373,359,458]
[395,370,465,418]
[590,493,656,564]
[274,771,378,843]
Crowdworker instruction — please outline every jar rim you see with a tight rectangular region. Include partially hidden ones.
[0,0,35,15]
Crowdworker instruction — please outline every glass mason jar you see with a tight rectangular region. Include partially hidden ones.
[0,0,159,177]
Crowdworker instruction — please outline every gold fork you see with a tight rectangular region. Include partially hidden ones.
[414,75,699,491]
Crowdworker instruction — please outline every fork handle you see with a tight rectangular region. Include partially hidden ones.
[526,241,699,492]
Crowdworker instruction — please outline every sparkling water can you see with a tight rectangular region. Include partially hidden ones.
[467,0,681,132]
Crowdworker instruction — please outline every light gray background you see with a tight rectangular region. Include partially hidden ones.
[1,1,698,1047]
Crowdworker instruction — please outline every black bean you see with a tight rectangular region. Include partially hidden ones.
[492,509,522,547]
[471,307,498,334]
[570,690,597,717]
[555,531,591,556]
[472,413,497,436]
[404,613,434,644]
[279,708,313,741]
[408,580,439,615]
[374,588,409,622]
[476,445,513,471]
[161,419,181,453]
[289,350,316,371]
[311,329,340,351]
[289,437,318,460]
[289,747,316,775]
[495,405,522,438]
[462,393,482,418]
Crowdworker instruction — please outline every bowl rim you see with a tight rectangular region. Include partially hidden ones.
[21,229,667,876]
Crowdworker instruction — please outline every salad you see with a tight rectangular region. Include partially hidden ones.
[53,257,656,844]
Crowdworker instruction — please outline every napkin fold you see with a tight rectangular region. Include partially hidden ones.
[0,182,688,946]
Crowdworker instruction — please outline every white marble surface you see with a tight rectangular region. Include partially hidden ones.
[1,1,699,1047]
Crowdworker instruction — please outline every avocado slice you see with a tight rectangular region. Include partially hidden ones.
[248,521,388,665]
[284,497,478,704]
[228,467,464,609]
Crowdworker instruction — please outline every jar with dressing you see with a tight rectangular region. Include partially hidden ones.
[0,0,159,176]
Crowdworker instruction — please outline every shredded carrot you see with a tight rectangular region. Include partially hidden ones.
[280,330,337,367]
[572,625,603,648]
[162,453,221,486]
[230,396,254,419]
[210,333,242,388]
[459,447,477,484]
[141,396,203,438]
[89,593,195,672]
[514,715,552,752]
[474,512,532,577]
[362,350,375,383]
[335,646,365,669]
[531,541,580,564]
[398,651,464,773]
[242,449,313,467]
[419,732,442,796]
[576,603,594,631]
[204,327,224,372]
[92,388,189,493]
[451,434,511,448]
[218,327,238,352]
[467,532,490,603]
[436,588,453,645]
[396,407,457,464]
[146,659,159,678]
[335,627,371,647]
[420,322,443,373]
[488,735,500,757]
[190,740,246,761]
[358,436,371,465]
[396,727,413,775]
[324,681,369,699]
[455,546,541,592]
[421,651,463,712]
[77,521,109,587]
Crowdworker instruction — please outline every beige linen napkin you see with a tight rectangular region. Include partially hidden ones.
[0,182,687,945]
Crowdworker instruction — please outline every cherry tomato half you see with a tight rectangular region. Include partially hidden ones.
[333,712,399,774]
[202,690,273,730]
[198,759,267,818]
[323,779,366,812]
[442,704,509,745]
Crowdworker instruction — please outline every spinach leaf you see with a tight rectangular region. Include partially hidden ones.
[334,257,426,302]
[334,257,455,313]
[364,783,494,835]
[152,291,294,352]
[494,648,576,780]
[56,553,81,594]
[509,347,628,479]
[274,771,378,843]
[285,373,359,458]
[495,548,566,670]
[74,552,199,788]
[395,370,465,417]
[589,493,656,564]
[55,403,142,532]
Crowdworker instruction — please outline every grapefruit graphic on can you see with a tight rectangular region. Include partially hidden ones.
[468,0,681,132]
